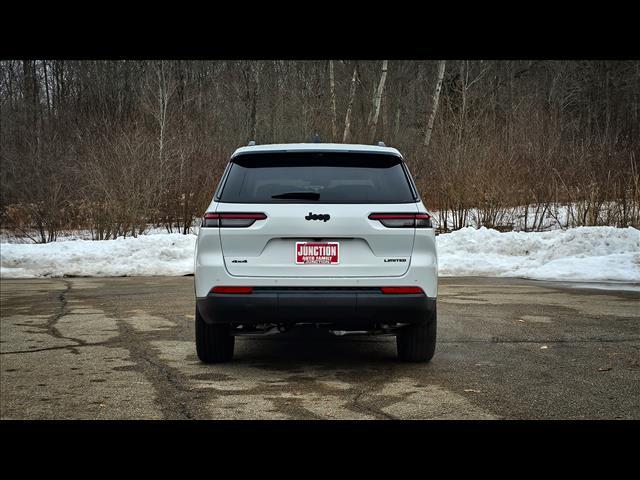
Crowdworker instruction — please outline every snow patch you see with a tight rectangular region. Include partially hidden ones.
[0,234,197,278]
[437,226,640,282]
[1,226,638,283]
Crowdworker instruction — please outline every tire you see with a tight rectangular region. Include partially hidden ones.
[195,306,234,363]
[396,304,437,363]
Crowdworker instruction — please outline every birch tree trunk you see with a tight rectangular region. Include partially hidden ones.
[249,63,259,141]
[394,106,401,141]
[424,60,446,148]
[368,60,388,143]
[152,60,176,202]
[382,82,389,141]
[329,60,338,141]
[456,60,467,167]
[342,63,358,143]
[157,62,168,171]
[42,60,51,119]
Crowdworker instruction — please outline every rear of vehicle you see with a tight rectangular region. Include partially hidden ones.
[194,144,437,363]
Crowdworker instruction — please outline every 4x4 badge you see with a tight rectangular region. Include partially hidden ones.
[305,212,330,222]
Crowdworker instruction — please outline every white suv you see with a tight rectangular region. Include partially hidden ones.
[194,143,438,363]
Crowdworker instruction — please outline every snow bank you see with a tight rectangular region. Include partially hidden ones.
[0,234,197,278]
[437,226,640,282]
[1,226,638,283]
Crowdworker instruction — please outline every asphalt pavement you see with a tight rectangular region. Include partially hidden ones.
[1,276,638,419]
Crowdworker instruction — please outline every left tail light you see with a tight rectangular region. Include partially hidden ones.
[202,212,267,228]
[368,212,432,228]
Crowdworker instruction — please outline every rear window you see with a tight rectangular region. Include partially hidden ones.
[217,152,417,204]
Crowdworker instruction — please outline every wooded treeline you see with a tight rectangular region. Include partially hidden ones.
[1,60,638,242]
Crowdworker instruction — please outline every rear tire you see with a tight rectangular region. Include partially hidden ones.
[396,304,437,362]
[195,306,234,363]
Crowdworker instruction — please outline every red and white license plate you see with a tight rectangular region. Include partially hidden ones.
[295,242,339,265]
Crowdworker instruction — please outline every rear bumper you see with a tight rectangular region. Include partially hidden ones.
[196,288,435,326]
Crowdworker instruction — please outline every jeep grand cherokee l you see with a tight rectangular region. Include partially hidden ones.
[194,143,438,362]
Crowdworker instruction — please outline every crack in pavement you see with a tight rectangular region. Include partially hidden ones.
[44,279,87,354]
[2,279,91,356]
[0,342,111,355]
[347,369,399,420]
[108,304,201,420]
[7,278,201,419]
[269,397,325,420]
[135,352,194,420]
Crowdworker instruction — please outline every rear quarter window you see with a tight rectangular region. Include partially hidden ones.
[218,152,417,204]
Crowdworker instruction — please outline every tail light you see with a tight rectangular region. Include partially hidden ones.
[380,287,424,294]
[202,212,267,228]
[368,212,432,228]
[211,286,253,294]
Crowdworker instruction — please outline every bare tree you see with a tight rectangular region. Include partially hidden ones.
[342,62,359,143]
[368,60,388,144]
[143,61,176,177]
[329,60,338,141]
[1,60,639,241]
[424,60,446,149]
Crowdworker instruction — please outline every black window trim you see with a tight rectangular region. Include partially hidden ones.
[215,151,420,204]
[401,162,421,202]
[214,162,232,202]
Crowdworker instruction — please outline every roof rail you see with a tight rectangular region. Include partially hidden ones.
[248,140,256,146]
[377,141,386,147]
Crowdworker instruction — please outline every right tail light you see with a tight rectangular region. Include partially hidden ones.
[368,212,432,228]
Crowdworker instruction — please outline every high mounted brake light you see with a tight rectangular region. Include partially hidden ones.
[368,212,432,228]
[202,212,267,228]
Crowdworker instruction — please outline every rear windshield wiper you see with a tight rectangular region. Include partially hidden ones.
[271,192,320,200]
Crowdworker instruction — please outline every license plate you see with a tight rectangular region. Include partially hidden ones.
[295,242,339,265]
